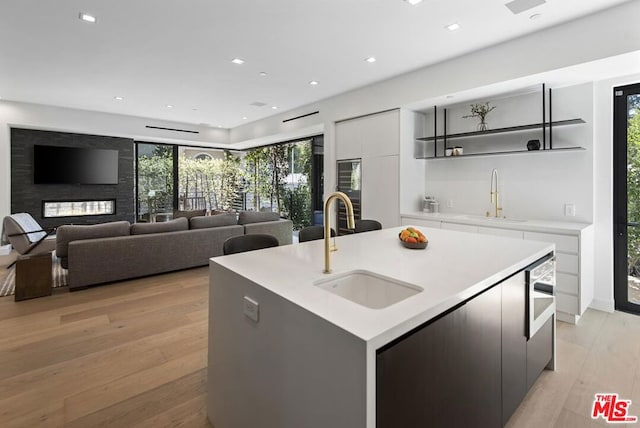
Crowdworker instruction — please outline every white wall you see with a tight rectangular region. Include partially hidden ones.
[229,0,640,204]
[0,101,230,220]
[423,83,594,223]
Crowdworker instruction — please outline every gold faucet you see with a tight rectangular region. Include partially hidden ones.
[323,191,355,273]
[490,168,502,218]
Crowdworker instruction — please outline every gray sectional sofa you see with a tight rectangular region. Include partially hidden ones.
[56,212,292,290]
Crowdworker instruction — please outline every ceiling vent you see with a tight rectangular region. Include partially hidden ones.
[145,125,199,134]
[250,101,267,107]
[282,111,320,123]
[505,0,545,15]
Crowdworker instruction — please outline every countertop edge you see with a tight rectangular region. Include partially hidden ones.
[401,211,592,234]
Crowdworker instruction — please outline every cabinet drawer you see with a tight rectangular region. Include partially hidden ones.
[556,253,579,274]
[401,218,441,229]
[555,292,579,315]
[441,222,479,233]
[478,227,524,239]
[523,232,579,254]
[556,272,579,295]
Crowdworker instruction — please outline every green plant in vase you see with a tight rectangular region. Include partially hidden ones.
[463,102,496,131]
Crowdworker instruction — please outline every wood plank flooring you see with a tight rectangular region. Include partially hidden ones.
[0,253,639,427]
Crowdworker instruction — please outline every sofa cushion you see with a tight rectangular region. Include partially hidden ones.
[237,211,280,225]
[130,217,188,235]
[190,213,238,229]
[56,221,131,260]
[173,209,206,220]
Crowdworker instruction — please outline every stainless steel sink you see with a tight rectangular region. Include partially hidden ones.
[314,270,422,309]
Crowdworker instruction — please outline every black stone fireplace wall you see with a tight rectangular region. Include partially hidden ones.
[11,128,135,229]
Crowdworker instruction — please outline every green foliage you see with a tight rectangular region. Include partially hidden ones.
[137,146,174,214]
[284,184,313,230]
[462,102,496,122]
[627,102,640,274]
[178,152,243,211]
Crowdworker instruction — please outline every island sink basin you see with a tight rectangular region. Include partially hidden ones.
[314,270,422,309]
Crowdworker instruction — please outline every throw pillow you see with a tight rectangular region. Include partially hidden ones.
[237,211,280,225]
[130,217,188,235]
[190,213,238,229]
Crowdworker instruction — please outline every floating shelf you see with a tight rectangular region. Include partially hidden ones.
[417,146,586,160]
[416,118,585,142]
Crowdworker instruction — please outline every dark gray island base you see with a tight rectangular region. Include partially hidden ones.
[377,271,555,427]
[207,227,556,428]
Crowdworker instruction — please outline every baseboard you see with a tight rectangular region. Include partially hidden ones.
[589,298,615,313]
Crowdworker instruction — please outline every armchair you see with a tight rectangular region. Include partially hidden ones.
[1,213,56,268]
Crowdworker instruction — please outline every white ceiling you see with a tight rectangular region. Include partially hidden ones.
[0,0,631,129]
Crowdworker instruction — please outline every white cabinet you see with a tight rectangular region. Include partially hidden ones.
[336,110,401,228]
[361,110,400,158]
[336,110,400,160]
[335,118,361,160]
[361,156,400,228]
[401,218,441,229]
[522,230,593,324]
[478,227,524,239]
[400,215,593,324]
[441,222,479,233]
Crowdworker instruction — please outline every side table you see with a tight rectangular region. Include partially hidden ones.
[15,252,52,301]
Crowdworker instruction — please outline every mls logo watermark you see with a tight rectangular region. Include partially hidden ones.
[591,393,638,423]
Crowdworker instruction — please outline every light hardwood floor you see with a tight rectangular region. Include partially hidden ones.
[0,259,639,427]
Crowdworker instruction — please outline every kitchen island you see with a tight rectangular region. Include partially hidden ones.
[207,226,555,428]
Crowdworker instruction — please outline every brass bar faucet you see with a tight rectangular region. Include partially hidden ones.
[490,168,502,218]
[324,191,355,273]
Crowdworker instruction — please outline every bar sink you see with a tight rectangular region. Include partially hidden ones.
[314,270,422,309]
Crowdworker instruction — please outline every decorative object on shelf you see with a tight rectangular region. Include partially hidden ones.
[463,102,496,131]
[453,146,463,156]
[415,83,587,159]
[527,139,541,151]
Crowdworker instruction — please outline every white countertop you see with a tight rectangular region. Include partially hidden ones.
[211,226,553,349]
[402,211,592,234]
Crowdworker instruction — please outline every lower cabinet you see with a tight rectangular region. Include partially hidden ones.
[376,270,549,428]
[501,272,527,425]
[376,284,502,428]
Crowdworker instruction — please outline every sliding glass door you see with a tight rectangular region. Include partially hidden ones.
[613,83,640,314]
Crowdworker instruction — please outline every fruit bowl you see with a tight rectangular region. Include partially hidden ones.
[398,226,428,250]
[401,240,428,250]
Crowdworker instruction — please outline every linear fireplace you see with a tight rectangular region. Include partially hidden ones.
[42,200,116,218]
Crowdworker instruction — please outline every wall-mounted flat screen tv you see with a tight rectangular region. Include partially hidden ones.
[34,145,119,185]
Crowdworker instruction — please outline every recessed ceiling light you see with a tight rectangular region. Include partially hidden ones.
[309,80,319,86]
[79,13,97,23]
[272,106,278,110]
[365,57,377,63]
[259,72,267,77]
[166,104,174,109]
[242,116,248,120]
[404,0,423,5]
[446,22,461,31]
[529,13,542,20]
[114,96,124,101]
[231,58,245,65]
